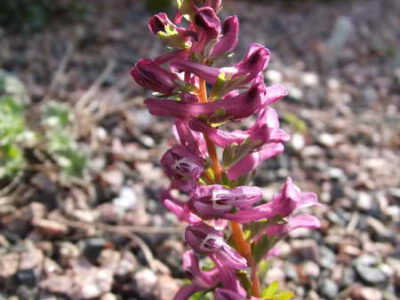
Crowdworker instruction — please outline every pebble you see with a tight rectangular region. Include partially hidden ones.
[133,268,158,299]
[354,255,389,286]
[32,219,68,236]
[0,253,19,278]
[16,269,36,286]
[318,133,336,148]
[112,186,138,212]
[357,192,373,211]
[319,246,336,270]
[302,261,320,279]
[302,72,319,87]
[84,237,106,262]
[350,286,383,300]
[318,279,339,299]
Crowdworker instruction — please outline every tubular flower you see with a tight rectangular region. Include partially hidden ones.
[130,59,180,95]
[190,185,263,219]
[161,146,204,193]
[145,83,287,122]
[130,1,320,299]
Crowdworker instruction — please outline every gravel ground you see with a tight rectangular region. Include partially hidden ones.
[0,0,399,299]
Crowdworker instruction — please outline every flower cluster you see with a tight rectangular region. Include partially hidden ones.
[130,1,320,299]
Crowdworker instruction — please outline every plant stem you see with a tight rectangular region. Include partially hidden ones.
[198,78,260,297]
[231,221,261,297]
[198,78,222,183]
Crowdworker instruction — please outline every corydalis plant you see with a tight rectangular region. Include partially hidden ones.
[131,1,320,299]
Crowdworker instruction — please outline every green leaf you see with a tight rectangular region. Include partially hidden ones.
[43,101,73,128]
[262,281,295,300]
[275,291,295,300]
[244,220,269,241]
[0,143,25,178]
[262,281,280,299]
[237,270,252,295]
[188,289,213,300]
[251,234,272,263]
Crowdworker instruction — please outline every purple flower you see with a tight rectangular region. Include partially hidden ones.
[247,107,290,145]
[267,177,319,218]
[148,13,175,35]
[223,178,319,223]
[162,190,202,225]
[192,7,221,53]
[130,59,180,95]
[189,119,248,148]
[174,250,221,300]
[148,13,190,49]
[161,146,204,193]
[190,185,263,219]
[171,43,269,86]
[173,119,207,157]
[210,16,239,58]
[185,223,247,269]
[264,214,321,236]
[189,107,290,149]
[154,49,189,65]
[145,83,287,122]
[227,143,284,180]
[234,43,270,83]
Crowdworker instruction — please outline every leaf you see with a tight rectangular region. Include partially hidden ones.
[251,235,272,263]
[237,270,252,295]
[275,291,295,300]
[243,220,269,241]
[188,289,213,300]
[262,281,295,300]
[262,281,280,299]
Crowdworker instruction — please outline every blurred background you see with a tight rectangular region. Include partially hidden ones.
[0,0,399,299]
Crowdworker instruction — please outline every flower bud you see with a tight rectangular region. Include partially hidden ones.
[185,223,247,269]
[210,16,239,58]
[148,13,190,49]
[192,7,221,53]
[130,59,179,95]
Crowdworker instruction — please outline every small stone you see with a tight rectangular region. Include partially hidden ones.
[158,275,180,300]
[19,245,43,270]
[302,72,319,87]
[327,167,346,181]
[100,293,117,300]
[291,133,305,151]
[265,69,283,84]
[116,251,137,277]
[84,237,106,262]
[16,269,36,286]
[302,261,320,279]
[318,279,338,300]
[0,253,19,278]
[32,219,68,236]
[133,268,158,299]
[350,286,382,300]
[318,133,336,148]
[366,217,394,241]
[292,240,319,261]
[341,267,356,287]
[319,246,336,270]
[101,169,124,189]
[357,192,373,211]
[354,255,389,286]
[112,187,138,212]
